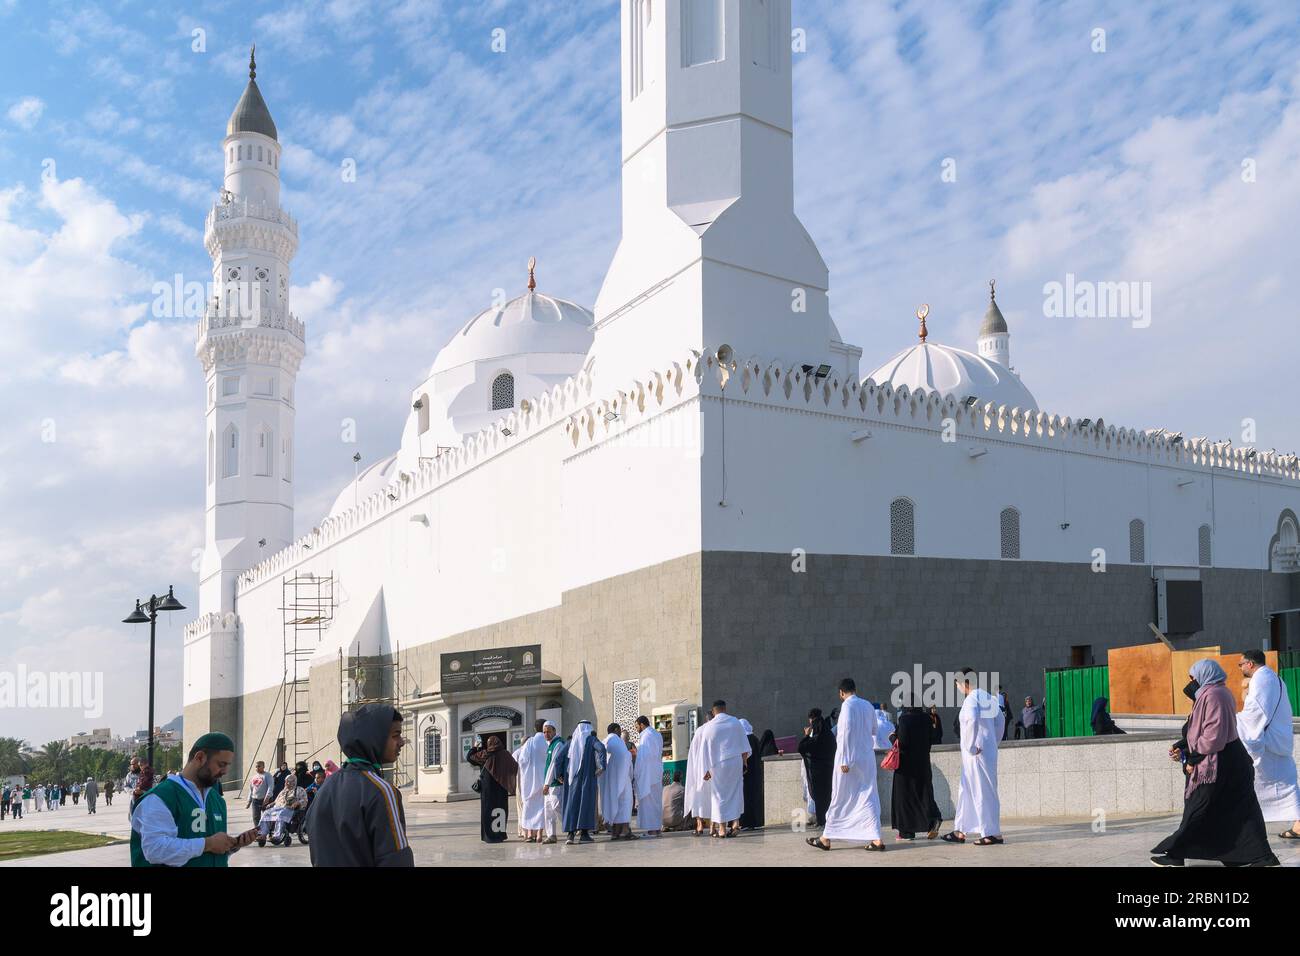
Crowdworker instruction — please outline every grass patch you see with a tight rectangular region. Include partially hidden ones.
[0,830,123,861]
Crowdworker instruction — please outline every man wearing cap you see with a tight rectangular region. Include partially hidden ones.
[540,720,566,844]
[130,732,257,867]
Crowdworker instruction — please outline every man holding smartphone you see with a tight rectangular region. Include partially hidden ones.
[130,732,259,867]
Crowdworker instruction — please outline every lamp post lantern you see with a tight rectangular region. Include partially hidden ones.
[122,585,185,769]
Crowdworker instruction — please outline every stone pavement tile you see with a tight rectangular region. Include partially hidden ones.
[4,799,1298,868]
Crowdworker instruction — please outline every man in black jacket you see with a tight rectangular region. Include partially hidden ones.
[307,704,415,867]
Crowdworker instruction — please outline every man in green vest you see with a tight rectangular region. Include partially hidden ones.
[130,732,258,867]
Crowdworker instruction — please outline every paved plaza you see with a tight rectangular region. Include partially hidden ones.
[3,796,1299,867]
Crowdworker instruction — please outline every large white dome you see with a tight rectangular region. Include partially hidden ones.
[865,342,1038,410]
[431,290,593,376]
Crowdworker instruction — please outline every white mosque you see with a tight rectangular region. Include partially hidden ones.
[184,1,1300,796]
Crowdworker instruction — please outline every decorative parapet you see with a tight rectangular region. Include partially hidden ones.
[234,342,1300,595]
[183,611,240,642]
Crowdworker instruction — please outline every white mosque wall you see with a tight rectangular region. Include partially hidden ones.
[688,352,1298,568]
[191,345,1300,711]
[222,363,706,701]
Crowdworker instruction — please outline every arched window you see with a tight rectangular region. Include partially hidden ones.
[417,393,430,435]
[1129,518,1145,563]
[255,426,273,476]
[423,727,443,768]
[222,425,239,478]
[1000,507,1021,559]
[491,372,514,411]
[889,497,915,556]
[208,430,215,485]
[1273,515,1299,572]
[1198,524,1212,567]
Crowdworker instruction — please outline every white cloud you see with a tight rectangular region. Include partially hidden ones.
[6,96,44,129]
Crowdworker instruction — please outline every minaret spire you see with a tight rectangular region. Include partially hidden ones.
[249,44,257,80]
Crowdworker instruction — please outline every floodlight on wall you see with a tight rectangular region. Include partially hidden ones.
[801,363,832,380]
[849,429,872,443]
[258,538,267,548]
[968,447,988,459]
[1177,477,1195,488]
[501,426,513,437]
[604,411,619,423]
[412,398,424,410]
[1077,418,1092,428]
[410,513,429,526]
[963,396,979,406]
[352,452,361,463]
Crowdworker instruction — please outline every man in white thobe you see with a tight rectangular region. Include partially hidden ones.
[633,716,664,835]
[516,721,551,843]
[540,720,566,844]
[1237,650,1300,836]
[695,700,750,836]
[809,679,884,851]
[684,717,712,833]
[951,669,1005,844]
[600,724,635,838]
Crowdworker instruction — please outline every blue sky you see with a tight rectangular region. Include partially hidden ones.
[2,0,1299,745]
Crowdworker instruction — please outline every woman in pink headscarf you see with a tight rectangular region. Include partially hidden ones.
[324,760,340,777]
[1151,659,1279,867]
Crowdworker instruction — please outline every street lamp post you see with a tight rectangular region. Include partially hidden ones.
[123,586,186,769]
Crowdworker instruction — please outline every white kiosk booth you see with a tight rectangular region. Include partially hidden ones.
[401,644,562,802]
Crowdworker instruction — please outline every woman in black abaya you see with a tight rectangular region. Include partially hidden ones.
[467,735,518,844]
[890,703,942,840]
[797,709,836,828]
[1151,660,1278,867]
[740,727,777,830]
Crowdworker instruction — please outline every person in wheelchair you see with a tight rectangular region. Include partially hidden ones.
[258,773,309,846]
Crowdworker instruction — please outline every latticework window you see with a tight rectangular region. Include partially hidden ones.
[491,372,514,411]
[423,728,442,768]
[1000,507,1021,559]
[1198,524,1211,566]
[890,498,915,556]
[1129,518,1146,563]
[612,679,641,743]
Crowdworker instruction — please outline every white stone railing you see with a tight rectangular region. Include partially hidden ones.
[196,302,305,343]
[205,198,297,236]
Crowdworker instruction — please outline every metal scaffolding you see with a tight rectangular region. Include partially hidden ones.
[281,572,334,766]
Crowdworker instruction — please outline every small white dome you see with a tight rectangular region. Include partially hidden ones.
[327,452,399,518]
[431,290,593,376]
[865,342,1038,410]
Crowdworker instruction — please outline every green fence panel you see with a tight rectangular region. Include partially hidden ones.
[1279,651,1300,672]
[1044,664,1110,738]
[1282,667,1300,715]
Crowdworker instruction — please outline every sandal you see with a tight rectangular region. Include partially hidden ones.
[806,837,830,851]
[864,842,886,852]
[974,836,1005,846]
[940,832,965,843]
[1280,829,1300,840]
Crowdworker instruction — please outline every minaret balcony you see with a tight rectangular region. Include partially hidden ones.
[204,197,298,245]
[196,301,305,350]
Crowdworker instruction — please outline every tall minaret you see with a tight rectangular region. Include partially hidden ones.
[196,47,303,618]
[977,279,1010,367]
[591,0,856,387]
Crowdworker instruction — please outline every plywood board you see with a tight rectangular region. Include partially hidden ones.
[1108,643,1173,715]
[1213,650,1279,712]
[1171,646,1221,715]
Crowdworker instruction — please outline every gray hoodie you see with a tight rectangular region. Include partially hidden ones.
[306,704,415,867]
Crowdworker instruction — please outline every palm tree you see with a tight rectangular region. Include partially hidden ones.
[36,740,72,785]
[0,737,30,777]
